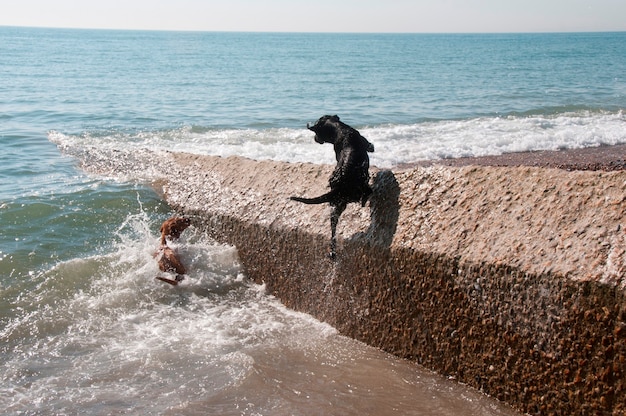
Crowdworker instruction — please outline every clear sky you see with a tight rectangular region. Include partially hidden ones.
[1,0,625,33]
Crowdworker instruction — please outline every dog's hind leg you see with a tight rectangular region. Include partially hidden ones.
[360,185,373,207]
[329,202,346,259]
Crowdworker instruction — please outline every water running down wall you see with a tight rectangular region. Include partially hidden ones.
[78,149,625,415]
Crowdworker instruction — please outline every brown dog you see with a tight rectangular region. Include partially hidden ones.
[156,245,186,272]
[155,216,191,285]
[159,216,191,245]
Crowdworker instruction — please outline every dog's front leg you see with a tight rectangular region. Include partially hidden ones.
[329,202,346,260]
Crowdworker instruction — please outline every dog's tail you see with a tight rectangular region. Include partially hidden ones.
[290,191,334,205]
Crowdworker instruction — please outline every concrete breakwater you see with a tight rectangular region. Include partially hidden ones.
[79,149,625,415]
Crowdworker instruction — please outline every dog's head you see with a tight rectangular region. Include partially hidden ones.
[307,115,341,144]
[160,216,191,239]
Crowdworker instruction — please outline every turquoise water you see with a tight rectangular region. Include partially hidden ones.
[1,26,625,414]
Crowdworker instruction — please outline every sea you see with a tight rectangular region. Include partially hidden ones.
[1,26,625,415]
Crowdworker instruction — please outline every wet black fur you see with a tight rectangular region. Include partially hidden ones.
[290,115,374,258]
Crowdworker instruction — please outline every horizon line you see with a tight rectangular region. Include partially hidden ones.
[2,24,626,36]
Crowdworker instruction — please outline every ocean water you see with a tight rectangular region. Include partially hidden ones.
[1,26,625,414]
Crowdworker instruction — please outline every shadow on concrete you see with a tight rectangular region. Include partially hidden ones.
[350,170,400,248]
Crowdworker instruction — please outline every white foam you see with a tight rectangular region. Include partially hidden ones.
[50,110,626,169]
[364,110,626,166]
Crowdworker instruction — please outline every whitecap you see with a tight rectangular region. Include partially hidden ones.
[50,110,626,169]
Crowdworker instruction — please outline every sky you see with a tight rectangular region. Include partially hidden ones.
[1,0,625,33]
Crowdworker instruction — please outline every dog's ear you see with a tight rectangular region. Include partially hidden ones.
[331,115,340,121]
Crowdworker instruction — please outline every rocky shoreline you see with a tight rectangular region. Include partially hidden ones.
[69,144,626,415]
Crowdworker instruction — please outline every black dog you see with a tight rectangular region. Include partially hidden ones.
[290,115,374,258]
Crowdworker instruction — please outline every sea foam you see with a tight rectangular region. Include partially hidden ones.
[50,110,626,169]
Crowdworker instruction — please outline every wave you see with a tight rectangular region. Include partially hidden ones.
[367,109,626,164]
[50,109,626,169]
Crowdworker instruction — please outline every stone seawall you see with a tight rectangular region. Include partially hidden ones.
[77,149,626,415]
